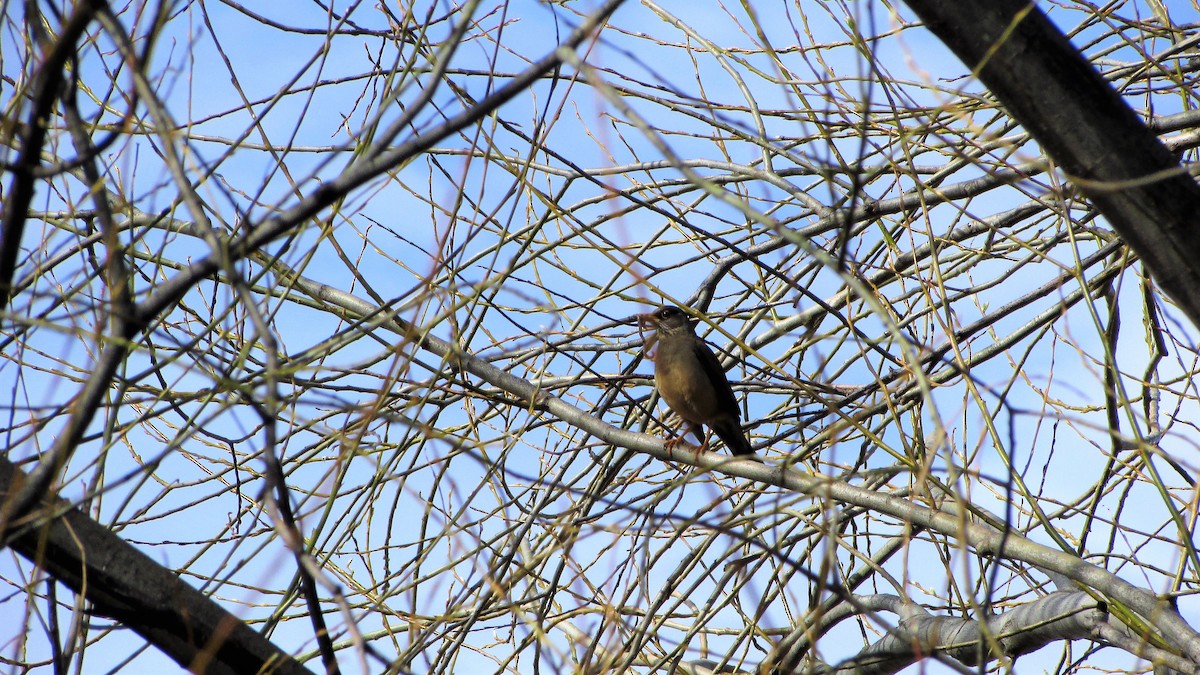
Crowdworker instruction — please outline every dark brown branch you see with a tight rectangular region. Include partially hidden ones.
[0,456,313,675]
[900,0,1200,332]
[0,0,102,311]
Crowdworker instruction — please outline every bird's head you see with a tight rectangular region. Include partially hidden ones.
[636,305,696,336]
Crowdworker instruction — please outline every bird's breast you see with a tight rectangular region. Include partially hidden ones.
[653,339,721,421]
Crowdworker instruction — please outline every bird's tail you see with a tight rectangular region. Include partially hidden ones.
[713,421,755,456]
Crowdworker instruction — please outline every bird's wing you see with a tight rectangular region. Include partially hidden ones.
[691,337,741,412]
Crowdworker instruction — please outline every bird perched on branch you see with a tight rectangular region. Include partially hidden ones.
[636,306,755,456]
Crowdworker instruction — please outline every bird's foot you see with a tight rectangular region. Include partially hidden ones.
[664,436,707,454]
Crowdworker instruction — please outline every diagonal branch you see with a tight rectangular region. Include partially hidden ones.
[900,0,1200,333]
[0,457,314,675]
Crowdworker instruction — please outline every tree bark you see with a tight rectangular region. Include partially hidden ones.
[902,0,1200,329]
[0,457,313,675]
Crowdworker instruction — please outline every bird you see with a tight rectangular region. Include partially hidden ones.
[636,305,755,456]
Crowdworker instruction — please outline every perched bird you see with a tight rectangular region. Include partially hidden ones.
[636,306,755,456]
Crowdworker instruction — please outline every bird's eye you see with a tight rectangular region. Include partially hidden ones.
[658,308,672,318]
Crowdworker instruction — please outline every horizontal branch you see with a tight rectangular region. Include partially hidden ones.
[268,254,1200,670]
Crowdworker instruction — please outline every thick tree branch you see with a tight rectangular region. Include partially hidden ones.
[0,457,313,675]
[268,255,1200,667]
[900,0,1200,329]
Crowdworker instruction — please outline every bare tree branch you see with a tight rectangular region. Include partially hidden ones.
[3,1,1199,673]
[0,456,313,675]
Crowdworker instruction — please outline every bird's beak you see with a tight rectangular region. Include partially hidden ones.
[633,313,656,328]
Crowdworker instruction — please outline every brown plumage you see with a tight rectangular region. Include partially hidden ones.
[637,306,754,456]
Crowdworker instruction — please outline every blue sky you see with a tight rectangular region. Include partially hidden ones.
[2,1,1199,673]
